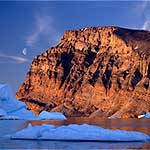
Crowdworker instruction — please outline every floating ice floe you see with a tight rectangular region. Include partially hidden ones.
[36,111,66,120]
[10,124,150,142]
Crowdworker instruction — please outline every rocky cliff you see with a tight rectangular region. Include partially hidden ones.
[16,26,150,118]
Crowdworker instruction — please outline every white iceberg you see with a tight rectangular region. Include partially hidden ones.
[10,124,150,142]
[0,83,67,120]
[0,84,25,112]
[0,83,34,120]
[36,111,66,120]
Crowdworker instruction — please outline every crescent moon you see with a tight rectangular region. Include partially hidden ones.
[22,48,27,55]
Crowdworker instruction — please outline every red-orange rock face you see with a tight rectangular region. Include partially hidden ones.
[16,26,150,118]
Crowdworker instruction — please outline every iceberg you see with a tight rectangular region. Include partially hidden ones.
[0,83,34,120]
[0,84,13,100]
[0,108,7,117]
[0,83,67,120]
[36,111,66,120]
[0,84,25,113]
[11,124,150,142]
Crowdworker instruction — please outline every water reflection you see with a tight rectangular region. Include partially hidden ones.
[0,139,149,149]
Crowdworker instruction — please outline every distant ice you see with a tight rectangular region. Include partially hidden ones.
[37,111,66,120]
[11,124,150,142]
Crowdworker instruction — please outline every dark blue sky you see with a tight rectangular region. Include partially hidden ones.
[0,1,149,93]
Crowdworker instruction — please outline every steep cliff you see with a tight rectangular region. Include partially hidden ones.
[16,26,150,118]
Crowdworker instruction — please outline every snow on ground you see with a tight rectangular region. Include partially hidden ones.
[37,111,66,120]
[0,83,66,120]
[10,124,150,142]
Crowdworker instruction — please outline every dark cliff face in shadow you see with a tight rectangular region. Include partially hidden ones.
[16,26,150,118]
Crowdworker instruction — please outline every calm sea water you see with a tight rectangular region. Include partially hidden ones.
[0,118,150,149]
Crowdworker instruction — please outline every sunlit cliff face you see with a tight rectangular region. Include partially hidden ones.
[16,26,150,118]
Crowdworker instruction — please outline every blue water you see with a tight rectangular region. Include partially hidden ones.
[0,138,149,149]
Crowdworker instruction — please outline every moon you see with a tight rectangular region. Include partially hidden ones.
[22,48,27,55]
